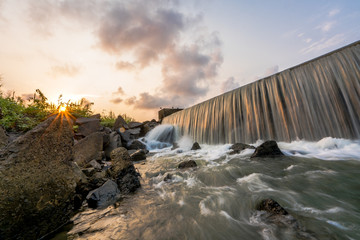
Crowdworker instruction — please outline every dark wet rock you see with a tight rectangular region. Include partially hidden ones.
[0,115,82,240]
[86,180,120,209]
[113,115,129,130]
[191,142,201,150]
[163,173,173,182]
[128,121,143,129]
[73,132,104,167]
[107,147,132,177]
[257,198,288,216]
[115,164,141,194]
[104,132,122,159]
[171,142,179,150]
[0,126,8,148]
[251,140,284,158]
[229,143,255,154]
[107,147,141,193]
[86,159,102,170]
[178,160,197,169]
[128,139,146,150]
[75,117,101,137]
[130,149,147,161]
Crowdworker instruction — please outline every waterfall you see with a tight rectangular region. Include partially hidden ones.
[163,41,360,144]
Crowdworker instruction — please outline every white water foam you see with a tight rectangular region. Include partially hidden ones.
[278,137,360,161]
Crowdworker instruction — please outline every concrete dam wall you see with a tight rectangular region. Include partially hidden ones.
[163,41,360,144]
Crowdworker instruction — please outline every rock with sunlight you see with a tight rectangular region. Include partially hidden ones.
[250,140,284,158]
[0,115,81,240]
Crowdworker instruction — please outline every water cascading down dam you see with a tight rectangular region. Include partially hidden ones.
[163,41,360,144]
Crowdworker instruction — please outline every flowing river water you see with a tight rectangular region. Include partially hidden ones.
[63,134,360,240]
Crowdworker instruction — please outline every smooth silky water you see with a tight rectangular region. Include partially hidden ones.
[65,136,360,240]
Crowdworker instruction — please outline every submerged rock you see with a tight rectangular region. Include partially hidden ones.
[178,160,197,169]
[250,140,284,158]
[191,142,201,150]
[229,142,255,154]
[0,115,81,240]
[163,173,173,182]
[257,198,288,216]
[86,180,120,209]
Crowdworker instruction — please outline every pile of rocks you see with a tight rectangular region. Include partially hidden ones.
[0,114,159,239]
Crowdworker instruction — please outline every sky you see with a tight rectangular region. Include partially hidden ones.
[0,0,359,121]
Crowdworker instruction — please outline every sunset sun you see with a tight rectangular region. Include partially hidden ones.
[59,105,67,113]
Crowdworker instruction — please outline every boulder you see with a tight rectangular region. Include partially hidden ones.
[128,140,146,150]
[119,130,131,146]
[113,115,129,130]
[73,132,104,167]
[0,126,8,148]
[104,132,122,159]
[107,147,141,194]
[128,121,143,129]
[0,115,81,240]
[86,180,120,209]
[251,140,284,158]
[130,149,147,161]
[178,160,197,169]
[229,143,255,154]
[75,117,101,137]
[86,159,102,170]
[257,198,288,216]
[191,142,201,150]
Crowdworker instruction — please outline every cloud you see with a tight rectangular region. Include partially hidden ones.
[125,96,136,105]
[221,77,239,93]
[50,64,81,77]
[115,61,135,71]
[112,87,125,96]
[316,21,336,32]
[329,9,340,17]
[300,34,345,54]
[26,0,223,109]
[110,97,123,104]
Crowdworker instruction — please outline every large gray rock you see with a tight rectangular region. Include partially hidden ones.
[73,132,104,167]
[104,132,122,159]
[75,117,101,137]
[113,115,129,130]
[0,115,81,240]
[251,140,284,158]
[0,126,8,148]
[86,180,120,209]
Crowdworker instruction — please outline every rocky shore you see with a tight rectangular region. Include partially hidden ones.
[0,114,308,240]
[0,114,159,240]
